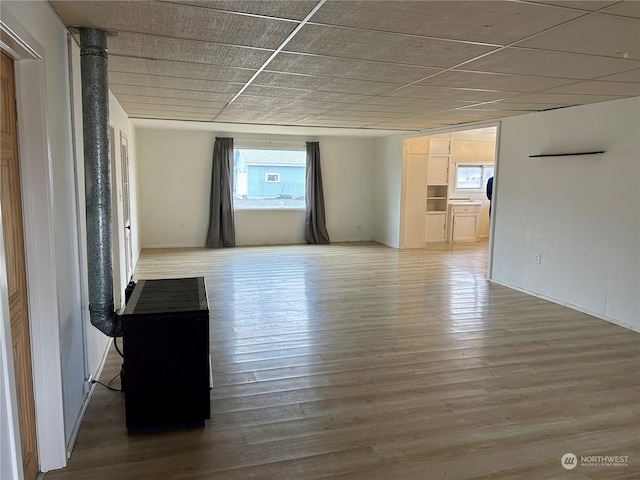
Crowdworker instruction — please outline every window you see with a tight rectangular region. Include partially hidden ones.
[233,148,306,209]
[455,164,494,191]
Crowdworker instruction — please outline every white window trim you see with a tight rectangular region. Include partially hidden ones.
[454,163,494,192]
[233,146,306,211]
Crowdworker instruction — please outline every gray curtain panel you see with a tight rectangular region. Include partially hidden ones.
[305,142,330,244]
[206,137,235,248]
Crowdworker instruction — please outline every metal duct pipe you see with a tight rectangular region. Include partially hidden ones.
[79,27,121,337]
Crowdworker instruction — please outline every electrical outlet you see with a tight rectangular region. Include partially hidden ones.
[84,374,94,394]
[535,254,542,264]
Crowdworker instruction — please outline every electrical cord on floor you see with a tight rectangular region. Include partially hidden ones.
[91,337,125,392]
[91,371,123,392]
[114,336,124,358]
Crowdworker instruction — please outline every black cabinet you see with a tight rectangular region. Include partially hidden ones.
[122,277,210,434]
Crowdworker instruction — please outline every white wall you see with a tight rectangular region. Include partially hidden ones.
[2,0,75,471]
[1,0,137,472]
[137,129,377,247]
[109,92,139,306]
[137,129,216,247]
[374,135,403,248]
[66,34,137,457]
[491,97,640,331]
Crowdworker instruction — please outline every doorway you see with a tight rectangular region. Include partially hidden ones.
[120,132,133,284]
[1,50,39,480]
[400,124,499,275]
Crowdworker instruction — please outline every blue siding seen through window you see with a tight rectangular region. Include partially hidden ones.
[234,149,306,209]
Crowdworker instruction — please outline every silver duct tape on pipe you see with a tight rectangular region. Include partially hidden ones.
[79,28,121,337]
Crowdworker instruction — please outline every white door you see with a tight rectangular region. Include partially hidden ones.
[120,133,133,283]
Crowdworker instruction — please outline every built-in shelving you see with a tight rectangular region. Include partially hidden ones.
[425,137,451,242]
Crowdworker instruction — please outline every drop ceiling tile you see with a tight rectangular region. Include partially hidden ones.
[239,85,311,100]
[115,94,228,109]
[419,109,491,119]
[232,95,345,112]
[596,69,640,82]
[294,118,379,128]
[109,32,271,68]
[361,96,475,109]
[109,85,234,103]
[125,106,217,115]
[312,1,583,45]
[462,47,640,79]
[242,85,371,103]
[337,103,446,114]
[541,80,640,96]
[304,110,408,120]
[128,113,215,121]
[461,102,564,111]
[109,56,255,83]
[214,112,311,124]
[109,72,242,94]
[382,85,518,102]
[51,1,295,48]
[533,1,618,11]
[517,14,640,60]
[500,92,625,105]
[284,24,497,68]
[253,71,398,95]
[601,1,640,18]
[266,52,443,83]
[367,118,449,129]
[415,70,576,92]
[169,0,318,20]
[455,106,536,116]
[218,103,330,116]
[120,102,219,114]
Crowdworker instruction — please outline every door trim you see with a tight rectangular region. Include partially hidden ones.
[1,9,67,471]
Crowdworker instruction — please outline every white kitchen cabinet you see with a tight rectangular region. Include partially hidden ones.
[427,155,449,186]
[448,202,481,242]
[429,138,451,155]
[426,213,447,242]
[424,137,451,243]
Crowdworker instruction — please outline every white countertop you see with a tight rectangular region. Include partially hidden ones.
[448,200,482,206]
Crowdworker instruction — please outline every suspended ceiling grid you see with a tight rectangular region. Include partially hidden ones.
[49,0,640,131]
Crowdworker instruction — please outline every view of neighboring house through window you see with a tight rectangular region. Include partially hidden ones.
[233,149,306,209]
[455,164,494,190]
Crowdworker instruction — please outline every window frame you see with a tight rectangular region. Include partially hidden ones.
[232,145,307,211]
[454,163,494,192]
[265,173,280,183]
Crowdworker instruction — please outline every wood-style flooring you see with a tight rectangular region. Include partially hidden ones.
[45,242,640,479]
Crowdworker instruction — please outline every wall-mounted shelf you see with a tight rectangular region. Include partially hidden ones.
[529,151,604,158]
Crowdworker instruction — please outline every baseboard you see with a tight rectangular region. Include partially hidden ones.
[489,279,640,333]
[65,337,113,459]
